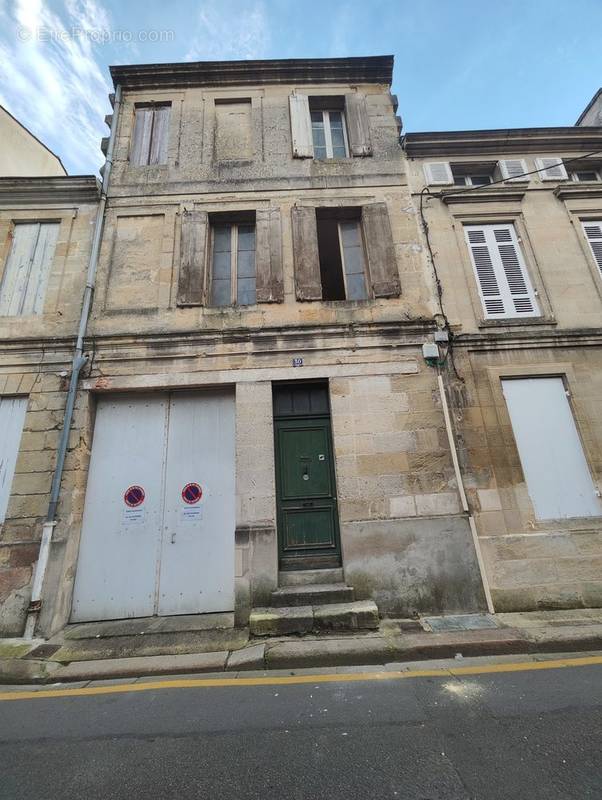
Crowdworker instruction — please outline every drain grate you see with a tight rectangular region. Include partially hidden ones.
[419,613,499,633]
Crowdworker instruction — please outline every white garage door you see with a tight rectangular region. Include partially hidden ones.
[71,391,235,622]
[502,377,602,520]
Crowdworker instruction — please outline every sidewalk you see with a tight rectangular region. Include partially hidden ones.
[2,609,602,684]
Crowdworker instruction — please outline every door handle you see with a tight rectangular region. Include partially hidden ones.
[171,532,176,544]
[302,501,314,508]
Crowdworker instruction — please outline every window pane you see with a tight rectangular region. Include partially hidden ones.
[237,225,255,252]
[212,250,231,280]
[339,220,361,248]
[453,174,467,185]
[470,175,492,186]
[329,111,343,128]
[211,278,231,307]
[310,111,323,124]
[213,225,232,253]
[575,171,598,182]
[345,272,368,301]
[237,277,256,306]
[237,249,255,279]
[314,145,328,159]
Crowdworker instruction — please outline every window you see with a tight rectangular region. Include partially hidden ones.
[452,165,494,187]
[130,104,170,166]
[582,221,602,275]
[0,222,59,316]
[311,110,348,159]
[316,211,368,301]
[464,223,539,319]
[572,169,601,182]
[210,221,256,307]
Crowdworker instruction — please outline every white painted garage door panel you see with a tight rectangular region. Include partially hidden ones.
[502,378,602,520]
[158,391,235,615]
[71,396,167,622]
[72,391,235,622]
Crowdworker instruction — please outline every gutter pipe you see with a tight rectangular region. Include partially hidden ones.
[24,85,122,639]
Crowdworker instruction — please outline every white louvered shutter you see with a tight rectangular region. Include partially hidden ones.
[423,161,453,185]
[464,224,539,319]
[497,159,529,182]
[535,157,568,181]
[289,94,313,158]
[582,221,602,275]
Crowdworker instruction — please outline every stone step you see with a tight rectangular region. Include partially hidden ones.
[249,600,379,637]
[278,568,344,587]
[271,583,354,607]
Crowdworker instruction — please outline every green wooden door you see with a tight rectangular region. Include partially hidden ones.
[274,384,341,570]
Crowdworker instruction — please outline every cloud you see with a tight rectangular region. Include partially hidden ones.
[185,0,270,61]
[0,0,112,174]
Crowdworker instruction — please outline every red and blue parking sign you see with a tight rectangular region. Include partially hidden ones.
[124,485,145,508]
[182,482,203,505]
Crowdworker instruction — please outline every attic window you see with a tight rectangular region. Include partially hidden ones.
[309,97,349,159]
[571,168,601,182]
[451,163,495,187]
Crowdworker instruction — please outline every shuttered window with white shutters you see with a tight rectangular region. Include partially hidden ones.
[497,159,529,182]
[535,157,568,181]
[423,161,454,185]
[464,223,540,319]
[0,222,59,316]
[582,221,602,276]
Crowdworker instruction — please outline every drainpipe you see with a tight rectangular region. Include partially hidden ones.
[436,368,495,614]
[24,85,122,639]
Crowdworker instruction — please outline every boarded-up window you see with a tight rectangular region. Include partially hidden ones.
[106,215,163,310]
[130,104,170,166]
[0,222,59,316]
[215,100,252,160]
[0,396,27,523]
[464,223,539,319]
[210,222,256,307]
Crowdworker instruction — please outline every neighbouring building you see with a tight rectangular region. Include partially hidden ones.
[0,174,100,634]
[0,106,67,177]
[404,118,602,611]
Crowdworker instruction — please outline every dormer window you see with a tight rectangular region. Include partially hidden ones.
[571,169,601,182]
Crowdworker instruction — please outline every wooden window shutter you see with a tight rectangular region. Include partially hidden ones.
[535,157,568,181]
[0,222,59,316]
[582,221,602,275]
[289,94,313,158]
[177,209,208,306]
[423,162,453,185]
[464,224,539,319]
[130,108,153,165]
[149,105,170,165]
[497,159,529,182]
[255,208,284,303]
[362,202,401,297]
[291,206,322,300]
[345,93,372,156]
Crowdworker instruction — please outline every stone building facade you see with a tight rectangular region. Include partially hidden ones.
[404,124,602,611]
[30,56,489,638]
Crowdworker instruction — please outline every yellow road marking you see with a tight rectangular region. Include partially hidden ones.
[1,653,601,703]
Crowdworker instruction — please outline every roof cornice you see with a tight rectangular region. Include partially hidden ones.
[109,56,394,91]
[403,127,602,157]
[0,176,100,205]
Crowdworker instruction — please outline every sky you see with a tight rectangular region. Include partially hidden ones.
[1,0,601,175]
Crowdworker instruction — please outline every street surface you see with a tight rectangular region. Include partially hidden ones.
[0,653,600,799]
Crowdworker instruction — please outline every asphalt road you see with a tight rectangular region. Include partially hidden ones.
[0,654,601,800]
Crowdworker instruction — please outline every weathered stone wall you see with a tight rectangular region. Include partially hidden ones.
[0,198,97,635]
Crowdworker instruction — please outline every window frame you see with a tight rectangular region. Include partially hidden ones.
[336,219,371,301]
[571,169,601,183]
[208,221,256,308]
[311,109,350,160]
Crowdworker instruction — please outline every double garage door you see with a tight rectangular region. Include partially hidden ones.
[72,391,235,622]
